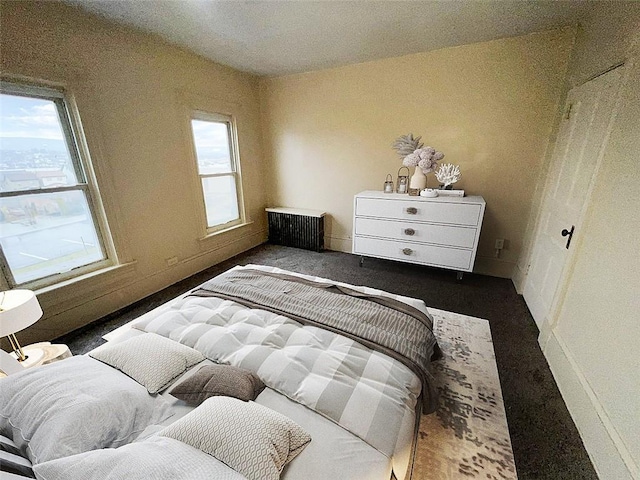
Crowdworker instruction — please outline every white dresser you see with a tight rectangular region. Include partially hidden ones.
[352,191,485,278]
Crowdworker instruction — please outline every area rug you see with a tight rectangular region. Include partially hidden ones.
[412,308,517,479]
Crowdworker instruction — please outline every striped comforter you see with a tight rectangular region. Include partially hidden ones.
[132,266,439,459]
[193,268,441,412]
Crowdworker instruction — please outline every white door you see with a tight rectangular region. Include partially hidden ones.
[523,66,624,329]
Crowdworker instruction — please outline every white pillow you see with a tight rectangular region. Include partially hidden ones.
[0,356,172,464]
[90,332,205,394]
[160,397,311,480]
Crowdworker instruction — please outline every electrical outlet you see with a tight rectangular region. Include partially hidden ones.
[166,256,178,267]
[494,239,504,250]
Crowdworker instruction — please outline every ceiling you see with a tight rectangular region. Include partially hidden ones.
[65,0,604,77]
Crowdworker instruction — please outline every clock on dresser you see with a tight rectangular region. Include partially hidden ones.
[352,191,486,280]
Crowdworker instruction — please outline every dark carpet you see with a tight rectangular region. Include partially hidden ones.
[55,244,597,480]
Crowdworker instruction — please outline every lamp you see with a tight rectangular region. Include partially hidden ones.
[0,290,43,363]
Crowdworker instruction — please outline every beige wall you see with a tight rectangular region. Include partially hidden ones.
[0,1,268,343]
[259,29,574,278]
[518,5,640,478]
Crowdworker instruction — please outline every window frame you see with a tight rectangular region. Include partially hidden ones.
[189,110,246,234]
[0,80,113,289]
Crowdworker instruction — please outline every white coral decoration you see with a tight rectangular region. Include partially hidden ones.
[403,146,444,173]
[435,163,462,187]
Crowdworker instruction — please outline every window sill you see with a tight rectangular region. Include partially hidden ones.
[197,221,254,250]
[36,261,138,317]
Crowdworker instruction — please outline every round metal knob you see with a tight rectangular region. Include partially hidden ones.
[404,228,415,236]
[402,248,413,255]
[405,207,418,215]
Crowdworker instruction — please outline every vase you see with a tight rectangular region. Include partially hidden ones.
[408,167,427,195]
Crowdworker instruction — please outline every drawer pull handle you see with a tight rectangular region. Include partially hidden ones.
[402,248,413,256]
[404,228,415,236]
[406,207,418,215]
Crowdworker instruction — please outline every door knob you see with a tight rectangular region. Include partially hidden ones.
[561,225,575,249]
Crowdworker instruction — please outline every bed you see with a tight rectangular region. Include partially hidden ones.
[0,264,441,480]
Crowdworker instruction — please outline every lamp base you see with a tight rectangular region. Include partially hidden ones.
[9,342,71,369]
[9,345,45,369]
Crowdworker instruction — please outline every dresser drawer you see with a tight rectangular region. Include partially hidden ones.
[354,236,473,271]
[354,217,477,248]
[355,197,482,226]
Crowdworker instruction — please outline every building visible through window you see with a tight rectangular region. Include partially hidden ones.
[0,82,110,287]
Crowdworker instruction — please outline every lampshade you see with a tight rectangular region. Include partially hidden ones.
[0,290,43,338]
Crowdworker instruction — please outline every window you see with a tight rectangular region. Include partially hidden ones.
[0,81,110,287]
[189,112,244,232]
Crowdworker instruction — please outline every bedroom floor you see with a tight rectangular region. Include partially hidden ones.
[56,244,598,480]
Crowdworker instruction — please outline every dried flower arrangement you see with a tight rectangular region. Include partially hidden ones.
[392,134,445,174]
[391,133,423,157]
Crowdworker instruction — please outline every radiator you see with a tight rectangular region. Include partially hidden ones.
[266,207,326,252]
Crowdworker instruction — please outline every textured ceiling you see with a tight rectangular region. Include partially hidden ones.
[65,0,605,77]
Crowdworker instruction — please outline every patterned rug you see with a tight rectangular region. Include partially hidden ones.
[413,308,517,479]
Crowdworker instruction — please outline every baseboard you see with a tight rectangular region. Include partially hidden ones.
[325,235,352,253]
[541,328,638,480]
[473,256,515,278]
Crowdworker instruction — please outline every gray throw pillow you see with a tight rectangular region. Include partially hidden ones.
[160,397,311,480]
[170,364,265,406]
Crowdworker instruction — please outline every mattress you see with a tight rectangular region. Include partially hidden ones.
[2,264,438,480]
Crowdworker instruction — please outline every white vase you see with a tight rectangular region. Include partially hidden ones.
[409,167,427,193]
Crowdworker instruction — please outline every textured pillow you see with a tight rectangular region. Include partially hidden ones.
[89,333,204,394]
[160,397,311,480]
[170,364,265,406]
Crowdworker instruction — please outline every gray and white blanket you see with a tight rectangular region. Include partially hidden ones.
[192,268,441,412]
[132,267,440,460]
